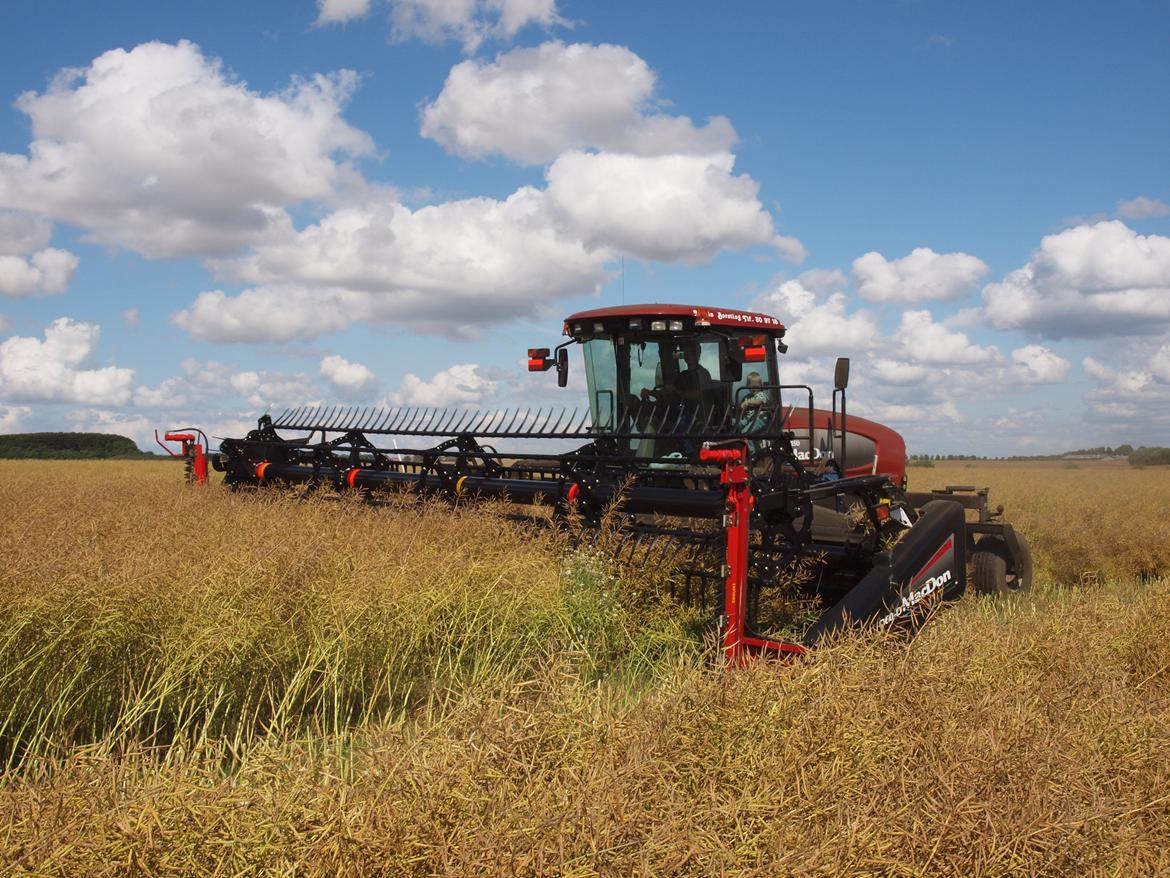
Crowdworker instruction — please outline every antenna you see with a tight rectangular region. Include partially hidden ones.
[621,255,625,304]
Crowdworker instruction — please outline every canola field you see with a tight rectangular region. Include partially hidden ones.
[2,458,1170,876]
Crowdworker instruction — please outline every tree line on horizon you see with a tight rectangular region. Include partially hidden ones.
[908,445,1170,466]
[0,432,154,460]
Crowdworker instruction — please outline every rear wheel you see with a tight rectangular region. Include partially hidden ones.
[972,535,1032,595]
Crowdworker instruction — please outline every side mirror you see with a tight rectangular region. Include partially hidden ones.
[834,357,850,391]
[556,347,569,387]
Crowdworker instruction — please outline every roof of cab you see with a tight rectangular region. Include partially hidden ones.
[564,303,784,331]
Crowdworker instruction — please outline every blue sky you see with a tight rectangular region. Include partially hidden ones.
[1,0,1168,454]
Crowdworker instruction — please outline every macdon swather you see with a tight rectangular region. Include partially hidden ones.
[161,303,1031,664]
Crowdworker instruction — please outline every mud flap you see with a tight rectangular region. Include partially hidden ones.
[804,499,967,646]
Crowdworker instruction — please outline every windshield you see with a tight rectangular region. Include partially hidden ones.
[580,331,779,454]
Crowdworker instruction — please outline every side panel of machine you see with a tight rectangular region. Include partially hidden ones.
[803,499,966,645]
[785,409,907,485]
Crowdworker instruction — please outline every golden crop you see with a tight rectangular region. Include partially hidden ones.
[2,458,1169,876]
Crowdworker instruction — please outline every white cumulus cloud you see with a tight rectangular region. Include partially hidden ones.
[853,247,989,304]
[0,211,78,296]
[0,318,134,405]
[389,0,564,53]
[752,278,876,357]
[192,187,613,340]
[388,363,498,406]
[1116,196,1170,220]
[320,354,378,399]
[229,370,319,409]
[0,404,31,432]
[173,286,359,343]
[1009,345,1072,384]
[69,409,155,448]
[546,151,799,263]
[983,221,1170,337]
[891,310,998,366]
[1152,343,1170,384]
[0,211,52,255]
[133,376,190,409]
[315,0,372,25]
[0,41,373,259]
[0,248,79,296]
[421,41,736,164]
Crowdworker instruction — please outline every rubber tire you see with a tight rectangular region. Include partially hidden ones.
[972,535,1033,596]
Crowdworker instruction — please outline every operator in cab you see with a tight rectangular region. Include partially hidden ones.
[639,344,714,425]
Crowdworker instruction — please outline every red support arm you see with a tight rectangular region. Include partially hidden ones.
[700,444,806,666]
[156,430,209,486]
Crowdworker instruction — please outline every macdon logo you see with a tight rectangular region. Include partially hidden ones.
[793,446,835,462]
[877,568,952,626]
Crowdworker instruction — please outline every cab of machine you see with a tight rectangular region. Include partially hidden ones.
[557,304,787,446]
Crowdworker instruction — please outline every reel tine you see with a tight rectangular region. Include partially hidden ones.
[548,406,568,433]
[434,407,459,434]
[402,408,424,432]
[468,409,494,434]
[537,407,556,434]
[369,407,391,431]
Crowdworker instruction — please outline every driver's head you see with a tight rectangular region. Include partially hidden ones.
[682,347,699,368]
